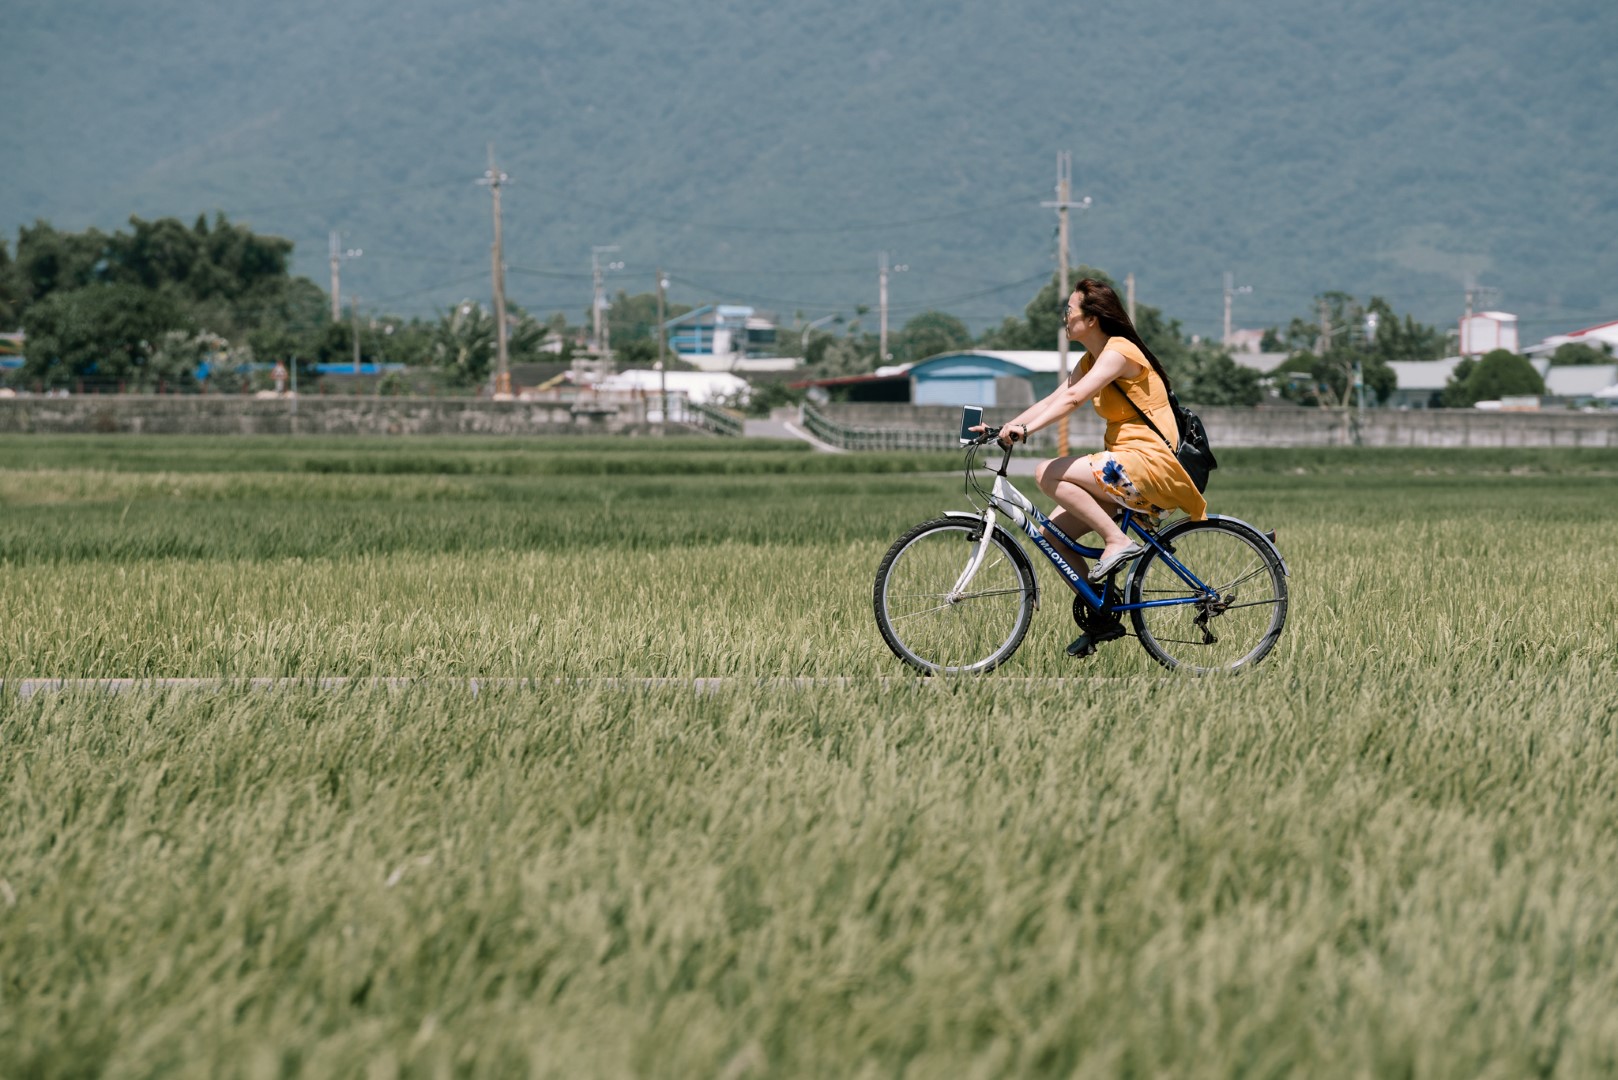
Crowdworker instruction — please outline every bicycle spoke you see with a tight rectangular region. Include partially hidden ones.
[1212,561,1268,594]
[874,520,1035,674]
[952,586,1028,600]
[891,601,957,621]
[1129,521,1288,674]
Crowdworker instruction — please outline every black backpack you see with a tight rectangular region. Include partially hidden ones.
[1114,381,1218,493]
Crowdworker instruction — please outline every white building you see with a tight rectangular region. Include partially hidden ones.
[1543,364,1618,403]
[1524,319,1618,359]
[590,368,750,406]
[1459,311,1519,355]
[1387,357,1467,408]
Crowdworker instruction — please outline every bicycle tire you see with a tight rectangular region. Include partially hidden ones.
[1125,518,1288,673]
[873,517,1037,674]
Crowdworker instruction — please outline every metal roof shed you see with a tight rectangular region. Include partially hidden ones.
[905,351,1066,407]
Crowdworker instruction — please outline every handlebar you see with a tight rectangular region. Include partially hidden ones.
[966,425,1018,476]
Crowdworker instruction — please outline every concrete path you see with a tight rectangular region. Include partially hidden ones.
[741,414,1043,473]
[0,676,1146,698]
[742,414,847,453]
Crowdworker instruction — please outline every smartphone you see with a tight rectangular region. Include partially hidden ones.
[959,405,983,444]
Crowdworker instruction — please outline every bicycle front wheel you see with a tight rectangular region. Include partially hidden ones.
[1127,519,1288,673]
[873,517,1037,674]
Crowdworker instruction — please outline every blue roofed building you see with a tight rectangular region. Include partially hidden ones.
[793,351,1066,405]
[664,305,789,372]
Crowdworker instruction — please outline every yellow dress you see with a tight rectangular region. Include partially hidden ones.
[1076,338,1208,521]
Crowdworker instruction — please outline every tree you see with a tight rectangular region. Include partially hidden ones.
[1441,349,1543,407]
[978,273,1068,351]
[11,220,110,307]
[0,239,22,330]
[245,323,322,389]
[600,289,691,347]
[1174,345,1264,406]
[20,283,194,388]
[1550,341,1612,365]
[893,310,971,363]
[1270,293,1426,412]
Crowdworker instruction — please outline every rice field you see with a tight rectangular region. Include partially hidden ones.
[3,435,1617,1077]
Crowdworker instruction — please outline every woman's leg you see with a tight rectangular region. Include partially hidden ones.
[1034,456,1133,563]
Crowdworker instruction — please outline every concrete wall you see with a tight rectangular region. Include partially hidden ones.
[0,395,669,437]
[817,403,1618,449]
[3,395,1615,448]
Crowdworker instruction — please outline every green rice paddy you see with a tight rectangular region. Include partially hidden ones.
[3,435,1616,1076]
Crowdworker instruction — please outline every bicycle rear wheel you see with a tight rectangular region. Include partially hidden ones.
[1126,519,1287,673]
[874,517,1037,674]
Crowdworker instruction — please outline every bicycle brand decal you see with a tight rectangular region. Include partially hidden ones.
[1020,515,1085,587]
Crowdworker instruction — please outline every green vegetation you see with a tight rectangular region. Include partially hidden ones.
[1551,341,1614,366]
[1442,348,1546,407]
[1,217,580,393]
[3,437,1618,1075]
[1269,292,1449,408]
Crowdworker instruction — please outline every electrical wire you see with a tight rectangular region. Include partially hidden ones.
[549,191,1044,235]
[231,178,470,216]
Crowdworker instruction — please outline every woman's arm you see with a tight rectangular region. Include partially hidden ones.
[999,349,1142,443]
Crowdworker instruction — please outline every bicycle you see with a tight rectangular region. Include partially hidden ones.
[872,426,1290,674]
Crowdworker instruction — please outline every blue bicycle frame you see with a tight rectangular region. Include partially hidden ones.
[949,443,1217,616]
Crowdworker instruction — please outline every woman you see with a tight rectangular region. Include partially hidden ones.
[979,278,1206,650]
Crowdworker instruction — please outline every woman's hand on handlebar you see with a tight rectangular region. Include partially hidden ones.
[967,423,1001,446]
[971,421,1028,448]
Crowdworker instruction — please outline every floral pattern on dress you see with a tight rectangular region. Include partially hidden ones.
[1089,452,1164,520]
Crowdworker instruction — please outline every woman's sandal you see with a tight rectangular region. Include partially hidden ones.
[1087,541,1144,583]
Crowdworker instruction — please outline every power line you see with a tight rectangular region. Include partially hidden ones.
[232,178,468,216]
[550,191,1043,235]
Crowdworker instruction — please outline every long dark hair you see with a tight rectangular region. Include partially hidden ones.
[1072,277,1172,391]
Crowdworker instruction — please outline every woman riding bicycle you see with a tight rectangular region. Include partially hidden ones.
[989,278,1207,583]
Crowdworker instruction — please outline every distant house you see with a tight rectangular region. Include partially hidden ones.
[1231,351,1291,375]
[593,368,750,406]
[1387,357,1467,408]
[1524,318,1618,359]
[1543,364,1618,405]
[664,305,789,372]
[1459,311,1519,355]
[793,351,1067,407]
[1226,328,1267,354]
[903,351,1071,407]
[0,331,24,370]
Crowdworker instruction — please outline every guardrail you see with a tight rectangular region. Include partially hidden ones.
[688,401,744,437]
[800,402,965,451]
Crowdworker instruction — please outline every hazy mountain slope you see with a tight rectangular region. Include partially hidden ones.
[5,0,1615,338]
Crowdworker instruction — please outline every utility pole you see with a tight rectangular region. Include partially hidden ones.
[1317,298,1333,357]
[476,145,512,397]
[1223,271,1252,348]
[350,297,362,372]
[656,268,669,428]
[591,245,622,374]
[877,252,907,362]
[879,252,889,363]
[1126,272,1136,326]
[1042,152,1090,456]
[328,232,362,322]
[1359,311,1377,416]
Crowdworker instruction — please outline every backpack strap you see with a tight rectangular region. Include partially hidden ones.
[1111,374,1178,453]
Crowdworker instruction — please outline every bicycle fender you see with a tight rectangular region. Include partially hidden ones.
[940,511,1042,611]
[1163,514,1291,577]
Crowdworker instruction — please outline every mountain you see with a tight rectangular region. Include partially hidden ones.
[5,0,1615,341]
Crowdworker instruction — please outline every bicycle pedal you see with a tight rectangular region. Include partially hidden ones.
[1066,621,1126,658]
